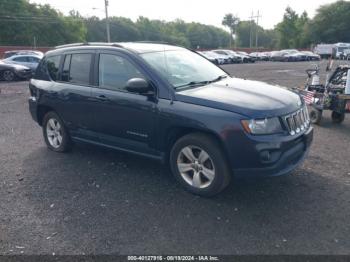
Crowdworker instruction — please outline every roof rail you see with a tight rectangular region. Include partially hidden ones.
[54,43,87,49]
[54,42,124,49]
[134,41,173,45]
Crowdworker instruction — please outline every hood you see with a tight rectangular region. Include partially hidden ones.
[176,77,302,118]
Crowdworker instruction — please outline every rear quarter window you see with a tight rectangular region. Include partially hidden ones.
[46,56,61,81]
[34,55,61,81]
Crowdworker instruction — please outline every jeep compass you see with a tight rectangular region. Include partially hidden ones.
[28,42,313,196]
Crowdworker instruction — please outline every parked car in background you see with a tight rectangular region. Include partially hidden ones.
[197,51,218,64]
[251,52,270,61]
[279,50,306,62]
[28,42,313,196]
[249,52,259,60]
[2,54,42,71]
[3,50,44,59]
[270,50,307,62]
[212,50,241,63]
[207,51,231,64]
[198,51,227,65]
[287,51,308,62]
[260,52,271,61]
[0,61,32,81]
[302,51,321,61]
[270,51,288,62]
[236,51,256,63]
[218,50,254,63]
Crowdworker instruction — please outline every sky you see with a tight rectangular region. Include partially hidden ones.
[29,0,339,30]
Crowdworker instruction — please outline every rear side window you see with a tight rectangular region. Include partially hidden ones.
[13,56,28,62]
[46,56,61,81]
[69,54,92,85]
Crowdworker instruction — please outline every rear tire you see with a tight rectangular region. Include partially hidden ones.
[309,108,322,125]
[42,111,72,152]
[331,111,345,124]
[170,133,231,197]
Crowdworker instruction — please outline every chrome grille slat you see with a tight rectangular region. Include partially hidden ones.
[284,106,310,136]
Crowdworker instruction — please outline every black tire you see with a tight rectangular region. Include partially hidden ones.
[2,70,15,81]
[331,111,345,124]
[169,133,231,197]
[42,111,72,152]
[309,108,323,125]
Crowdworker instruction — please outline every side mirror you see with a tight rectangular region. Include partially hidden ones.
[125,78,153,95]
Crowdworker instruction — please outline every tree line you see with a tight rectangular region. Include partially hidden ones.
[0,0,229,48]
[223,0,350,49]
[0,0,349,49]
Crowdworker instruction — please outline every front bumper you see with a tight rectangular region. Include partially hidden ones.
[232,126,313,178]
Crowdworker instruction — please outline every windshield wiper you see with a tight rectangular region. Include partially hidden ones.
[208,75,228,83]
[174,75,228,90]
[175,80,210,89]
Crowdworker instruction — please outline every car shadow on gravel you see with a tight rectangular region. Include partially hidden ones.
[16,142,349,254]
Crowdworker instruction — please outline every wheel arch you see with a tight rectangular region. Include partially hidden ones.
[37,105,56,126]
[163,126,230,164]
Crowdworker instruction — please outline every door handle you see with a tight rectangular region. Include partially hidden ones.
[95,95,109,102]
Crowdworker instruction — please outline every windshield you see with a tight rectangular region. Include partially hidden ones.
[141,49,228,89]
[337,46,350,52]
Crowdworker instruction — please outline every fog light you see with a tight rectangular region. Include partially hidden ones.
[260,150,271,162]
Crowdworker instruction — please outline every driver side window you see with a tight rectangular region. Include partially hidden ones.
[98,54,144,91]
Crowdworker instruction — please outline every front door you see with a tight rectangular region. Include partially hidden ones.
[91,52,159,156]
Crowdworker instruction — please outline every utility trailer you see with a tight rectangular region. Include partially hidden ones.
[297,64,350,124]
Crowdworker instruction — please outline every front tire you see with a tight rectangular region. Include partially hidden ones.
[170,133,231,197]
[331,111,345,124]
[310,108,322,124]
[42,111,71,152]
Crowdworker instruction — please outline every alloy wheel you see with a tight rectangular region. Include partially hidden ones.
[46,118,63,149]
[177,146,215,189]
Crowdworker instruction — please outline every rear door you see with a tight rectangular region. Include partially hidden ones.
[54,52,97,141]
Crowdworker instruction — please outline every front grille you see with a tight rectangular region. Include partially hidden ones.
[283,106,310,136]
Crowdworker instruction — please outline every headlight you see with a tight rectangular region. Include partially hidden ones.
[241,117,283,135]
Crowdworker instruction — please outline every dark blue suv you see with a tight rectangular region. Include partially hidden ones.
[28,42,313,196]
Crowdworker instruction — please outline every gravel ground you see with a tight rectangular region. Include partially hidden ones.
[0,61,349,255]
